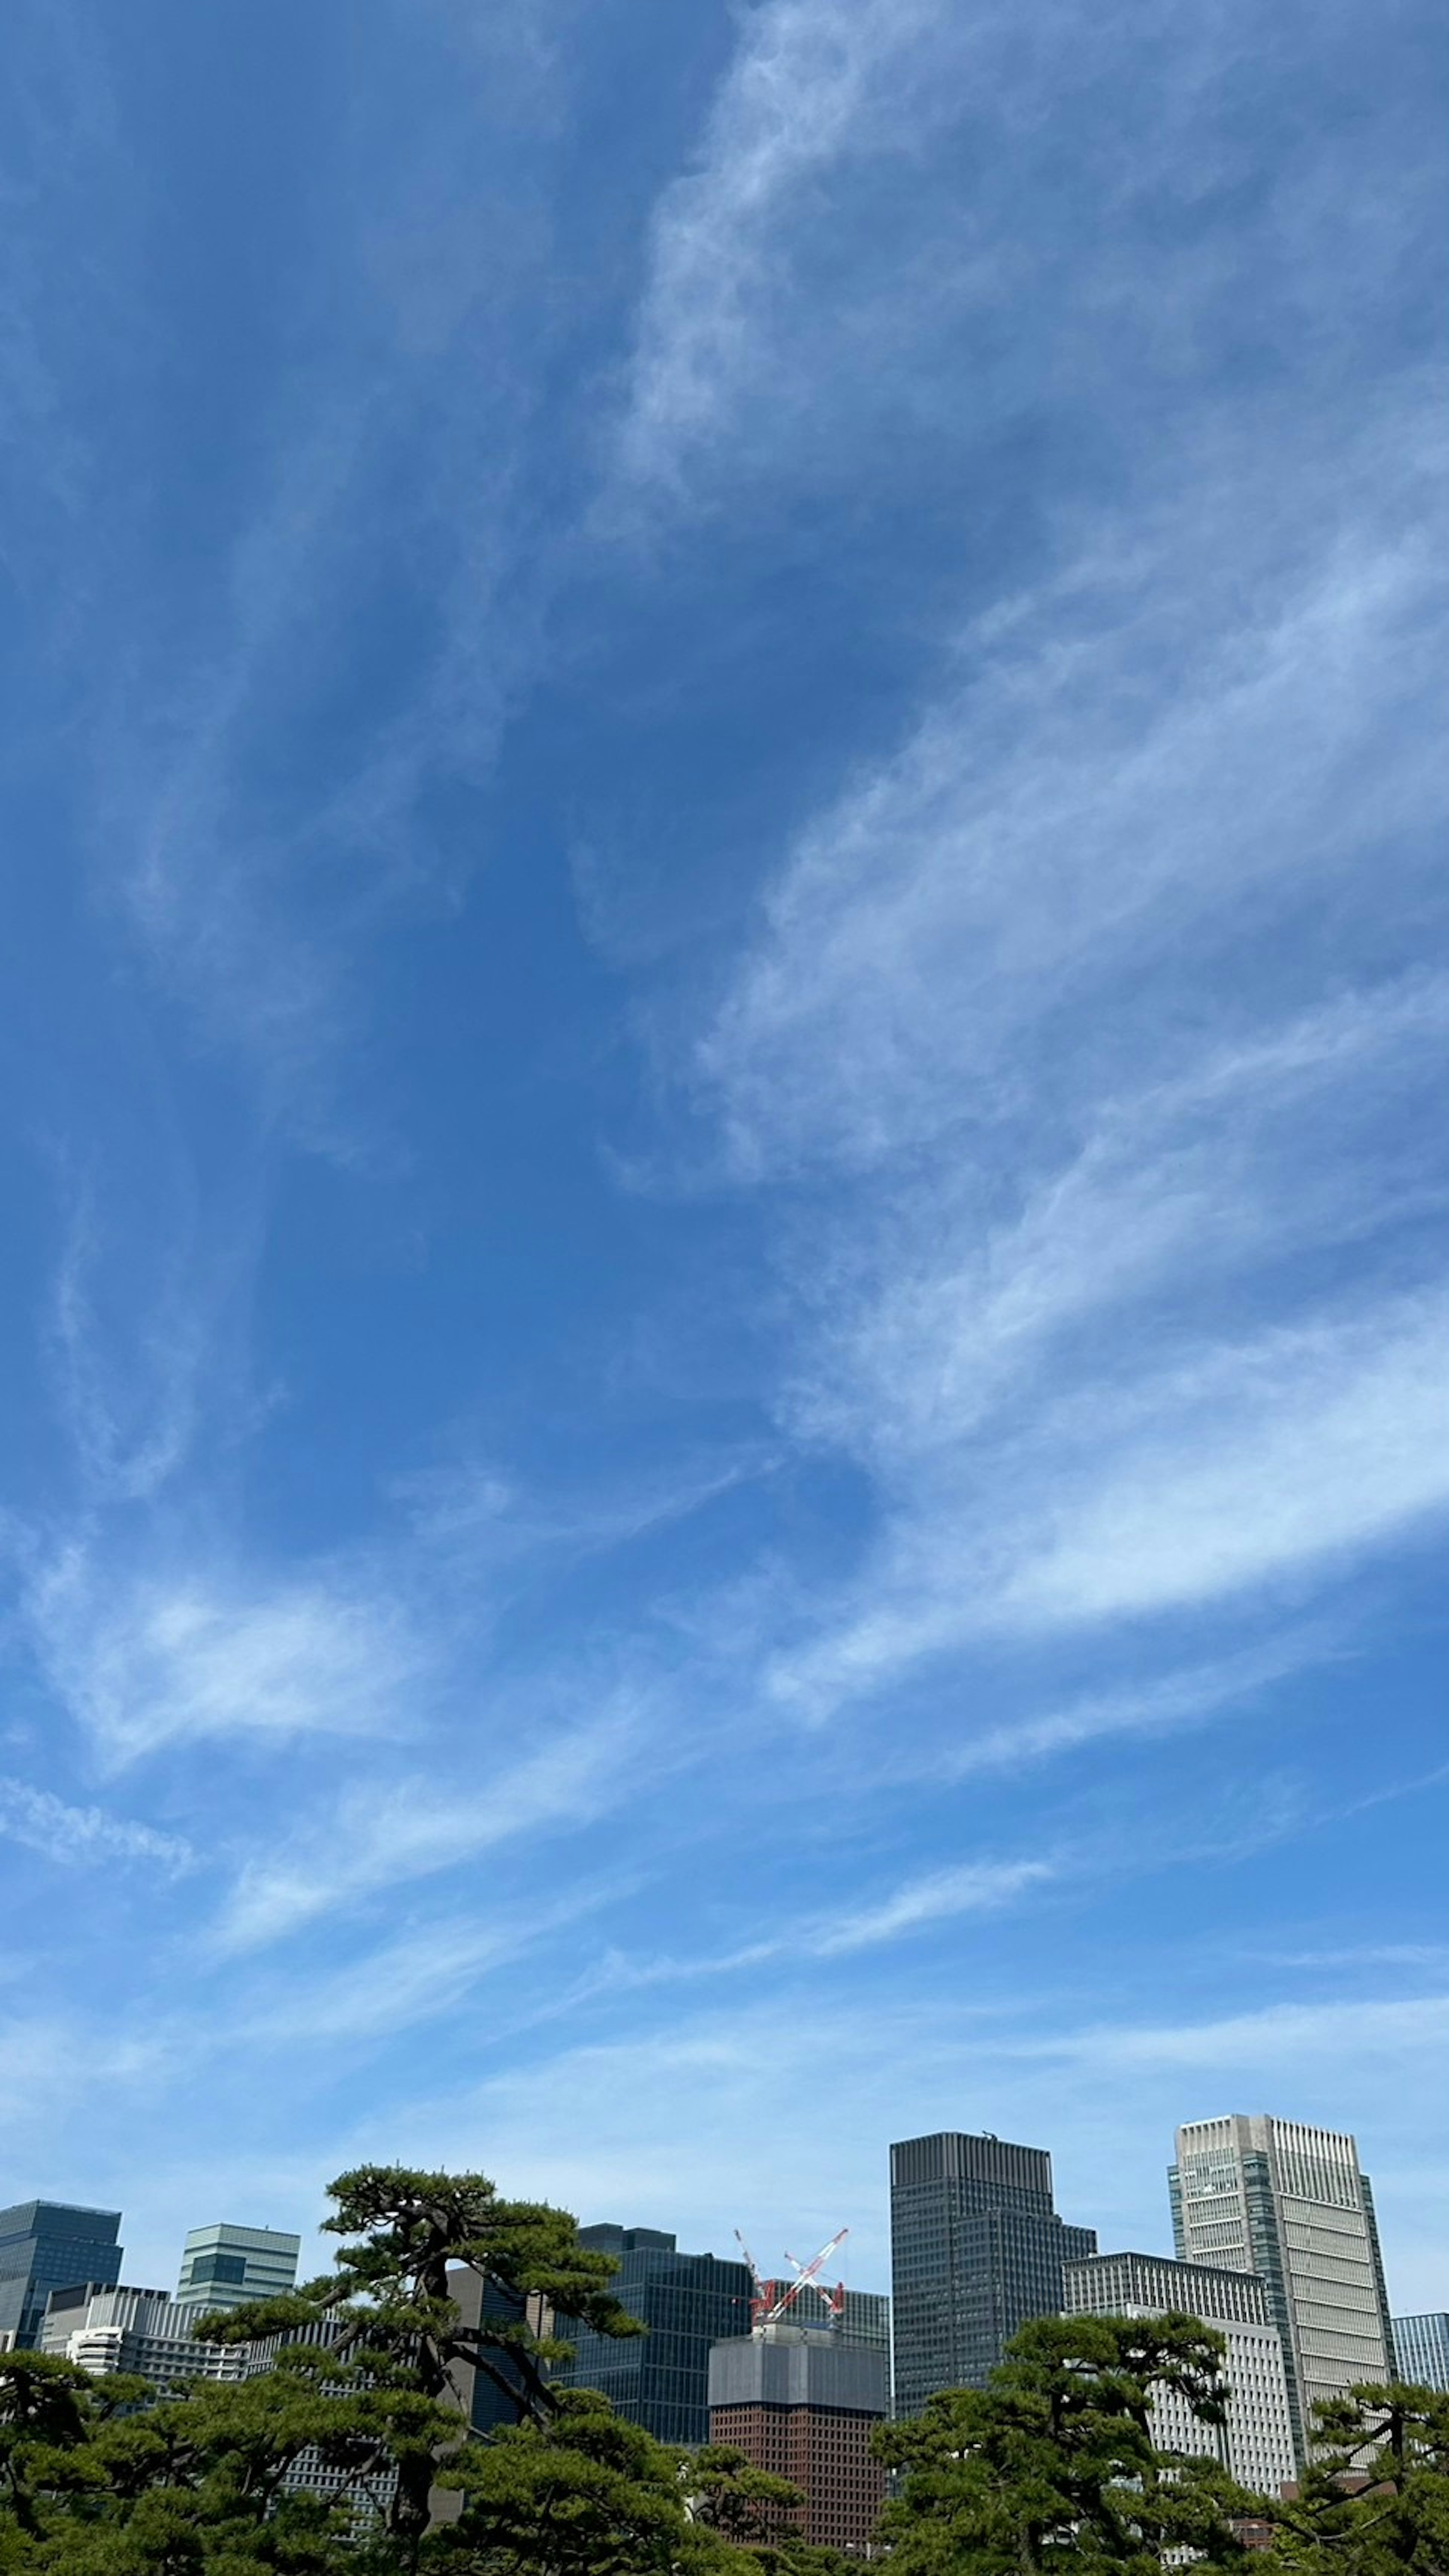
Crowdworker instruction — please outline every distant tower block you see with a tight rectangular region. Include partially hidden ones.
[174,2224,301,2317]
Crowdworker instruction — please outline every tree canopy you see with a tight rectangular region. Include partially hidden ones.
[8,2178,1449,2576]
[876,2313,1254,2576]
[1268,2382,1449,2576]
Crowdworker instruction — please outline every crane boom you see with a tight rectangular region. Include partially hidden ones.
[737,2226,851,2336]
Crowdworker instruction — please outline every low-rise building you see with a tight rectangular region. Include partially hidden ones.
[40,2284,245,2386]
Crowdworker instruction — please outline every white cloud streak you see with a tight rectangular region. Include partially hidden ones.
[614,0,950,498]
[233,1897,611,2046]
[1020,1992,1449,2072]
[804,1858,1053,1955]
[214,1713,641,1951]
[683,401,1449,1722]
[995,1292,1449,1629]
[25,1544,424,1766]
[0,1776,193,1875]
[770,1286,1449,1717]
[701,442,1447,1177]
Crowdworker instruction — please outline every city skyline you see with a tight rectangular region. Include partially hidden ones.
[1,0,1445,2318]
[9,2102,1437,2327]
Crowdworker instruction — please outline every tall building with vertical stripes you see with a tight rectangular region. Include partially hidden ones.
[1170,2115,1392,2464]
[1392,2313,1449,2392]
[890,2132,1096,2416]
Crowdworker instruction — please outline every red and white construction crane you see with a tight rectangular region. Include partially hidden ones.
[734,2226,850,2336]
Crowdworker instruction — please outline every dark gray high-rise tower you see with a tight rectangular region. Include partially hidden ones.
[889,2133,1096,2416]
[0,2202,123,2351]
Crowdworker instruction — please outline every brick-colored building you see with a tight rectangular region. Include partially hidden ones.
[708,2327,887,2557]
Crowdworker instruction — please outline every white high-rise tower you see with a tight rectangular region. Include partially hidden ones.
[1170,2115,1393,2464]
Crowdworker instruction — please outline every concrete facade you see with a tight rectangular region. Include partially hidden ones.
[40,2283,245,2386]
[1064,2250,1297,2496]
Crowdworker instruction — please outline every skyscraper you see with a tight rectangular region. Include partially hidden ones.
[709,2326,888,2555]
[0,2201,123,2350]
[1064,2249,1297,2496]
[889,2132,1097,2416]
[1393,2314,1449,2392]
[550,2223,753,2444]
[174,2223,301,2317]
[1170,2115,1393,2463]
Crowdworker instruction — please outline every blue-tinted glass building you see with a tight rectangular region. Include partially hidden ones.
[890,2133,1097,2416]
[0,2201,123,2350]
[1393,2313,1449,2393]
[551,2224,754,2445]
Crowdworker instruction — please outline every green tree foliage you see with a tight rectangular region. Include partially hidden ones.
[0,2166,639,2576]
[876,2313,1255,2576]
[1267,2383,1449,2576]
[683,2444,806,2549]
[424,2385,710,2574]
[199,2165,641,2562]
[22,2201,1449,2576]
[0,2339,374,2572]
[425,2404,853,2576]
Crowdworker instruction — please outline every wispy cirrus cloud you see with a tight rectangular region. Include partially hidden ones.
[232,1893,618,2046]
[584,1854,1057,1999]
[769,1286,1449,1720]
[680,397,1449,1732]
[23,1542,425,1768]
[40,11,578,1158]
[1020,1992,1449,2072]
[214,1709,643,1952]
[701,431,1447,1179]
[804,1858,1054,1955]
[612,0,1441,517]
[612,0,952,500]
[0,1776,192,1876]
[912,1637,1337,1784]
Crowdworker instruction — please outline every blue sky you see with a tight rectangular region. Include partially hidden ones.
[2,0,1447,2312]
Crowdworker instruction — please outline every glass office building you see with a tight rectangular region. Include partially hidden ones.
[174,2223,301,2316]
[0,2201,123,2351]
[890,2133,1097,2416]
[1393,2313,1449,2392]
[551,2224,754,2445]
[1171,2115,1394,2465]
